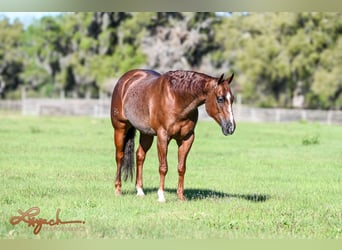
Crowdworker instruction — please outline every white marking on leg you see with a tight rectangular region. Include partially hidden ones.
[157,189,166,202]
[136,187,145,196]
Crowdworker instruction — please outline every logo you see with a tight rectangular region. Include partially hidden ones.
[9,207,86,235]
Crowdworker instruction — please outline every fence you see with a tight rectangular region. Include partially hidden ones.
[0,98,342,125]
[213,106,342,124]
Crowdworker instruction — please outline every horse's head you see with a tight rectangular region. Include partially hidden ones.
[205,73,236,136]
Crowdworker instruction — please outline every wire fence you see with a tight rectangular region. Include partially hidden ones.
[1,98,342,125]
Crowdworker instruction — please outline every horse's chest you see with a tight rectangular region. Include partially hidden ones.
[167,119,197,140]
[167,108,198,139]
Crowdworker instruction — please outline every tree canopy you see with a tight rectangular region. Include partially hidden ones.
[0,12,341,109]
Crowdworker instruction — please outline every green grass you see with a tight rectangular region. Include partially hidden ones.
[0,114,341,239]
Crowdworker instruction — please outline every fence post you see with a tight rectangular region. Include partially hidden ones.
[251,108,256,122]
[327,110,332,125]
[275,109,280,122]
[60,90,65,101]
[21,86,26,115]
[301,110,307,122]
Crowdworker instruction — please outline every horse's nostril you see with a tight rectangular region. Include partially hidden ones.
[221,121,235,136]
[228,126,234,134]
[227,121,235,134]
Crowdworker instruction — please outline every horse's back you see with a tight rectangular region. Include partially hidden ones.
[113,69,160,97]
[111,69,161,134]
[119,69,161,84]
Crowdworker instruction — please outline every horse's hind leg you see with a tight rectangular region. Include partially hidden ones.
[114,127,126,195]
[136,133,154,196]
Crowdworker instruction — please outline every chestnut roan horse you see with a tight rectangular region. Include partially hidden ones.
[110,69,235,202]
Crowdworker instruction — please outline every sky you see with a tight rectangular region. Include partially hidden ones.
[1,12,230,23]
[0,12,232,29]
[0,12,62,27]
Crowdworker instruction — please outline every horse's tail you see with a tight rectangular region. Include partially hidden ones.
[122,127,136,182]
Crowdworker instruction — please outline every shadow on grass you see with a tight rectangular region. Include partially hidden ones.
[128,187,270,203]
[185,188,270,202]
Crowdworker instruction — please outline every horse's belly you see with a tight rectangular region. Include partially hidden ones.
[124,101,156,135]
[132,120,156,135]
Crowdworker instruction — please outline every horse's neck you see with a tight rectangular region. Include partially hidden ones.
[176,80,215,117]
[165,70,216,116]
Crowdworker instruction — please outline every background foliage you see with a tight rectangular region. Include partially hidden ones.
[0,12,341,109]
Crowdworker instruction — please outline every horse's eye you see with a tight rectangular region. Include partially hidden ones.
[217,96,225,104]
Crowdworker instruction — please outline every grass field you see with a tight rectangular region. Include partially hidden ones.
[0,113,341,239]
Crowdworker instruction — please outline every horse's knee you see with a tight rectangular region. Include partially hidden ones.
[178,164,186,176]
[136,149,145,164]
[159,163,168,175]
[116,151,124,164]
[178,169,186,177]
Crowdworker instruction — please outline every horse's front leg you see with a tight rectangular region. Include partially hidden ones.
[157,131,170,202]
[135,133,154,196]
[176,133,195,201]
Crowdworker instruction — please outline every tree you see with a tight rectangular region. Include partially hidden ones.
[2,12,342,109]
[0,18,24,98]
[20,15,65,97]
[311,36,342,109]
[20,12,144,98]
[214,12,342,109]
[140,12,221,74]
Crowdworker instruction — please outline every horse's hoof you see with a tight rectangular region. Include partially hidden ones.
[115,190,122,196]
[136,187,145,197]
[157,189,166,202]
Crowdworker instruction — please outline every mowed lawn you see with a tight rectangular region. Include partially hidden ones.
[0,114,341,239]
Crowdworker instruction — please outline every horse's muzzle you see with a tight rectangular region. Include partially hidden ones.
[221,121,235,136]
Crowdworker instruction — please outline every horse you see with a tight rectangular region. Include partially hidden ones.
[110,69,235,202]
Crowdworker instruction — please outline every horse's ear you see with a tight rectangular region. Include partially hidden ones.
[218,73,225,85]
[227,72,234,85]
